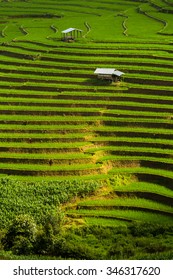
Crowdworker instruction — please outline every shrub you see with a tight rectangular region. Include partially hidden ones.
[129,222,172,237]
[11,236,34,255]
[2,214,37,253]
[55,239,101,260]
[34,209,65,255]
[145,240,167,254]
[109,235,135,259]
[0,177,100,228]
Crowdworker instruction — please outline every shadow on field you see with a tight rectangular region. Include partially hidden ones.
[86,78,112,86]
[137,172,173,191]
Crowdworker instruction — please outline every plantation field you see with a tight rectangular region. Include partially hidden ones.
[0,0,173,231]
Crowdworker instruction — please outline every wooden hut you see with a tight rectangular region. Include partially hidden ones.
[94,68,124,82]
[61,28,83,41]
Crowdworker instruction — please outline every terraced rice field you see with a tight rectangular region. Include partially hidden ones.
[0,0,173,226]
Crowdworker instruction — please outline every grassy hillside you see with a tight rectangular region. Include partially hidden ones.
[0,0,173,253]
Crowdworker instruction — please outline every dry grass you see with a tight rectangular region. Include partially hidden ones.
[101,160,113,174]
[91,150,106,163]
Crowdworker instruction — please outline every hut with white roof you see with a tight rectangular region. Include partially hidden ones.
[94,68,124,82]
[61,28,83,41]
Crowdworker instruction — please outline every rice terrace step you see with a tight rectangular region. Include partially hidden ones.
[0,0,173,260]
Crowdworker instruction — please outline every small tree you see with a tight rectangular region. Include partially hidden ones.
[34,209,65,255]
[3,214,37,254]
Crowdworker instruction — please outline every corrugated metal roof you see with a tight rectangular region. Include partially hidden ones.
[94,68,124,76]
[62,28,83,34]
[113,70,124,76]
[94,68,116,75]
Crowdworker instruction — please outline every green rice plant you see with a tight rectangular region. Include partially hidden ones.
[0,141,89,149]
[0,162,102,172]
[78,197,173,213]
[127,72,173,82]
[109,167,173,180]
[0,152,91,160]
[113,181,173,198]
[1,98,173,111]
[67,209,173,224]
[0,132,88,140]
[1,90,173,104]
[93,126,173,136]
[0,123,90,131]
[92,136,173,146]
[84,217,129,227]
[87,146,173,157]
[0,173,107,182]
[100,155,173,170]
